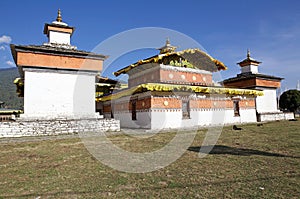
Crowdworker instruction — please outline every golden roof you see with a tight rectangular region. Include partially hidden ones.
[114,48,227,77]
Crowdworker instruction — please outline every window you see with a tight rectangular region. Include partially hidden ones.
[110,110,114,119]
[131,100,137,120]
[233,100,240,117]
[110,103,114,118]
[182,99,190,119]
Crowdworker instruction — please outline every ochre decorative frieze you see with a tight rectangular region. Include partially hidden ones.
[128,68,213,87]
[255,79,281,88]
[160,69,212,85]
[224,77,281,88]
[17,52,103,71]
[129,68,160,87]
[103,95,255,114]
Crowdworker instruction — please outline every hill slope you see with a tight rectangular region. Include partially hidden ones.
[0,68,23,109]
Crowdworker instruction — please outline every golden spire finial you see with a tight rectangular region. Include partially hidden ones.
[56,9,62,22]
[158,37,177,54]
[166,37,170,45]
[247,49,251,59]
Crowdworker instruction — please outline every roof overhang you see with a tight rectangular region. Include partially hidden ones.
[10,44,107,72]
[98,83,263,102]
[223,73,283,89]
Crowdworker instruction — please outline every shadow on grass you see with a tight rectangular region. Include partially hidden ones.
[188,145,299,158]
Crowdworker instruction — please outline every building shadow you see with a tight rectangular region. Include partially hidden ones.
[188,145,299,158]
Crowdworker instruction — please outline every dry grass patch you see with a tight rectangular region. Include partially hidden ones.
[0,120,299,198]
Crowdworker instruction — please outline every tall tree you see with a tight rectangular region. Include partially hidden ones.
[279,90,300,115]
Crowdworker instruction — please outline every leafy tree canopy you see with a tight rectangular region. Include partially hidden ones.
[279,89,300,113]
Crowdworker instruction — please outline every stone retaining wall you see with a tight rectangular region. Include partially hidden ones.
[258,112,294,122]
[0,118,120,138]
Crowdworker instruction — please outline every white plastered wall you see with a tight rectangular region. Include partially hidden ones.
[49,31,71,45]
[23,68,97,119]
[151,111,182,129]
[255,88,279,113]
[114,112,151,129]
[241,65,258,74]
[240,109,257,123]
[149,108,257,130]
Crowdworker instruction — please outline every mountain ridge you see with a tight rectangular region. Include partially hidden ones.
[0,67,23,109]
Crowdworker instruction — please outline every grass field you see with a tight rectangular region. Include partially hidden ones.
[0,120,299,198]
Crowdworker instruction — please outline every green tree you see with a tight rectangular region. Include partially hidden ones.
[279,89,300,114]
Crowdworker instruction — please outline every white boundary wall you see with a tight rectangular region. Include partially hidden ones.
[259,112,294,122]
[111,108,257,130]
[150,108,257,130]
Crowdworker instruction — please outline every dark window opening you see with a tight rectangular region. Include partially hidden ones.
[96,108,103,115]
[233,100,240,117]
[110,110,114,119]
[131,100,137,120]
[110,103,114,118]
[182,99,190,119]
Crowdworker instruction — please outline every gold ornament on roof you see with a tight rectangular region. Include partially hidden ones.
[166,37,170,45]
[56,9,62,22]
[158,38,177,54]
[247,49,251,59]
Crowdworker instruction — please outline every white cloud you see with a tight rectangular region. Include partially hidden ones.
[0,46,5,50]
[0,35,12,44]
[5,60,15,67]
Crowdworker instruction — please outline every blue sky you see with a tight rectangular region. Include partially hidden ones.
[0,0,299,90]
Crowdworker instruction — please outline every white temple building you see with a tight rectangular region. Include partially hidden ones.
[11,9,107,120]
[223,50,294,122]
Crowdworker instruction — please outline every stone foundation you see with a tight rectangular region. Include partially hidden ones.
[0,118,120,138]
[258,112,294,122]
